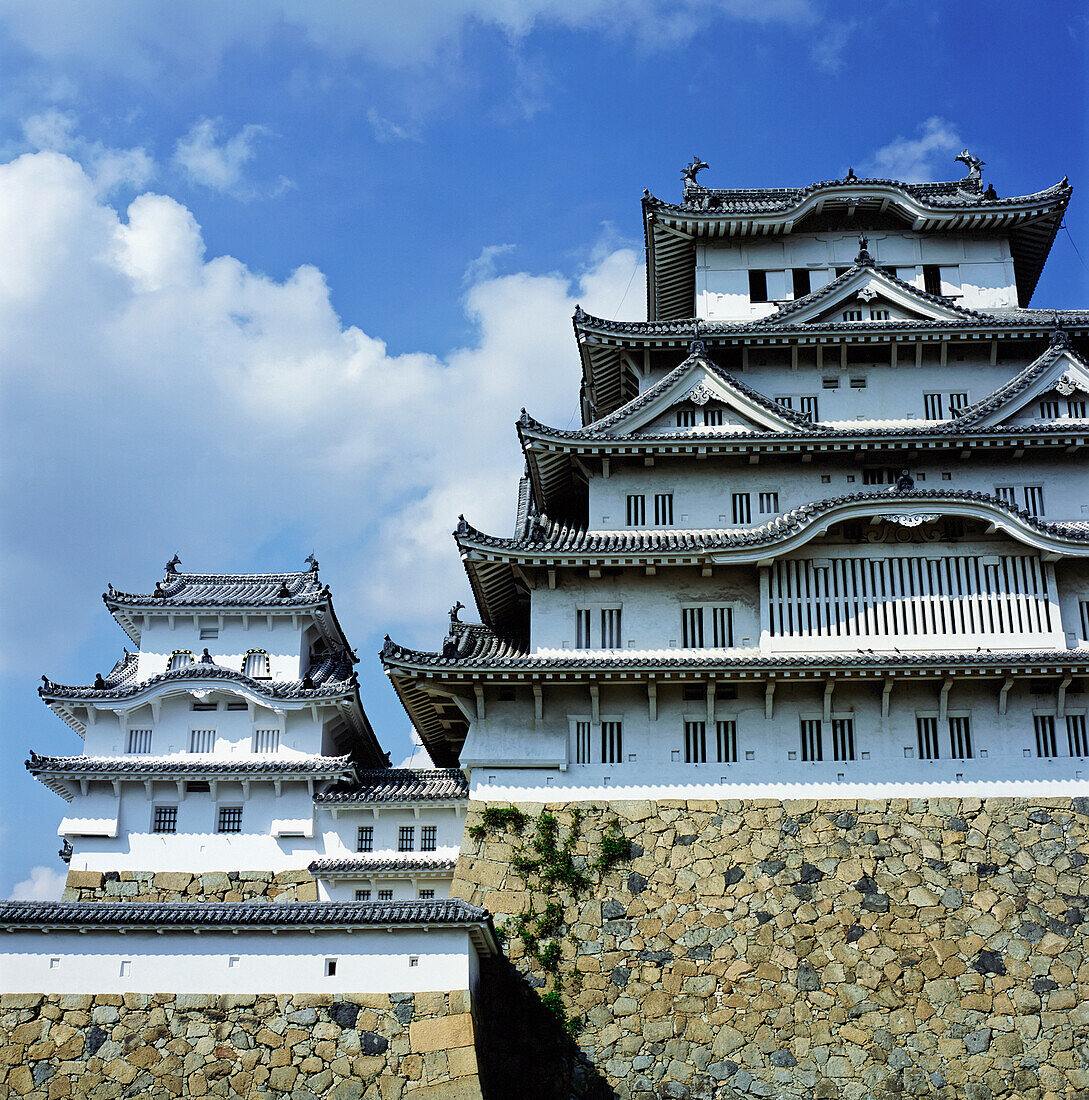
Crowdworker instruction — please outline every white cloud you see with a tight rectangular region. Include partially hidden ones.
[810,19,857,75]
[22,108,154,194]
[0,150,645,676]
[172,118,271,196]
[463,243,516,286]
[865,117,963,183]
[10,865,66,901]
[395,729,431,769]
[366,109,421,144]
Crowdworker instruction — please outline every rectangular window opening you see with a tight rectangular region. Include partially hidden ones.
[684,721,707,764]
[800,719,823,762]
[357,826,373,853]
[748,269,768,303]
[601,721,623,764]
[1034,715,1057,758]
[626,494,646,526]
[398,826,415,852]
[716,720,738,764]
[153,805,178,834]
[421,826,437,852]
[217,806,243,834]
[654,493,674,526]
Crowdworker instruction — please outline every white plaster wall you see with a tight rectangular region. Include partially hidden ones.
[1,927,475,995]
[316,806,464,862]
[318,878,455,903]
[460,680,1089,789]
[695,233,1017,320]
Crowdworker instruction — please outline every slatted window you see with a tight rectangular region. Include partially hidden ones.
[576,610,591,649]
[800,720,822,762]
[923,265,942,295]
[850,376,867,389]
[704,407,723,426]
[870,309,890,321]
[576,721,592,764]
[189,728,215,753]
[923,393,944,420]
[917,717,940,760]
[152,806,177,834]
[1034,716,1057,758]
[1081,600,1089,642]
[675,408,697,427]
[842,310,863,322]
[716,720,738,763]
[601,722,623,764]
[1068,399,1087,418]
[712,606,733,647]
[253,728,279,753]
[995,485,1016,505]
[684,721,707,763]
[1039,400,1061,419]
[799,396,819,422]
[378,890,393,901]
[398,826,415,852]
[654,493,674,525]
[168,650,195,671]
[1023,486,1044,517]
[759,491,779,514]
[948,716,973,759]
[681,607,704,648]
[601,609,622,649]
[355,890,371,901]
[419,889,435,899]
[731,493,751,524]
[626,494,646,526]
[863,467,898,485]
[832,719,855,761]
[217,806,243,834]
[421,826,437,851]
[823,376,840,389]
[357,826,373,853]
[767,553,1054,643]
[127,729,152,754]
[776,395,793,409]
[243,650,270,678]
[1068,715,1089,757]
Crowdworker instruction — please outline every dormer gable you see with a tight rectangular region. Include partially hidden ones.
[954,336,1089,429]
[585,344,808,437]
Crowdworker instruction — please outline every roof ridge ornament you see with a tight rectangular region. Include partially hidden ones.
[164,554,181,576]
[856,233,874,266]
[954,150,985,183]
[681,156,709,193]
[845,167,857,182]
[1050,316,1070,347]
[305,552,319,573]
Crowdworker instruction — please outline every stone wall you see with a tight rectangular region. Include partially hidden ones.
[63,869,317,903]
[0,992,483,1099]
[452,796,1089,1100]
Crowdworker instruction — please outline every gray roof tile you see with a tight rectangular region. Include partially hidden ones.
[307,858,458,874]
[316,769,468,803]
[105,569,327,609]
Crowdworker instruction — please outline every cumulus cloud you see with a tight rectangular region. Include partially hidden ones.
[810,19,858,75]
[0,150,645,675]
[22,108,154,194]
[865,117,963,183]
[172,118,272,196]
[9,865,66,901]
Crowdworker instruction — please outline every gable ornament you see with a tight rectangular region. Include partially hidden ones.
[1055,370,1084,397]
[686,381,715,406]
[880,514,939,528]
[857,286,879,302]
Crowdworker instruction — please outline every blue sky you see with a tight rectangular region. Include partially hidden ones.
[1,1,1086,897]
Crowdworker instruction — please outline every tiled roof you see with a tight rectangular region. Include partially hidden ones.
[307,858,458,875]
[315,768,468,803]
[105,569,327,609]
[0,899,496,941]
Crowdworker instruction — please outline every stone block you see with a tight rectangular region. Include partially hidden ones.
[64,870,103,890]
[409,1013,474,1054]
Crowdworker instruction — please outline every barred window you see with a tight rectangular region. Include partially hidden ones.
[654,493,674,526]
[601,722,623,764]
[152,805,177,834]
[800,719,822,762]
[626,494,646,526]
[716,720,737,764]
[869,309,890,321]
[712,606,733,647]
[189,728,215,753]
[1081,600,1089,642]
[948,716,973,759]
[378,890,393,901]
[799,396,819,422]
[681,607,704,648]
[917,717,940,760]
[731,493,751,524]
[923,393,944,420]
[355,889,371,901]
[704,407,723,426]
[1034,715,1057,758]
[1068,399,1087,418]
[758,491,779,514]
[1039,400,1061,419]
[398,826,415,852]
[948,392,969,413]
[676,408,697,428]
[684,721,707,764]
[575,721,592,764]
[253,728,279,753]
[995,485,1017,505]
[863,467,898,485]
[1023,485,1044,517]
[217,806,243,834]
[419,889,435,899]
[575,609,591,649]
[357,826,373,853]
[127,729,152,754]
[1068,715,1089,757]
[832,719,855,762]
[168,650,195,671]
[242,650,270,679]
[421,826,437,852]
[842,310,863,322]
[601,608,622,649]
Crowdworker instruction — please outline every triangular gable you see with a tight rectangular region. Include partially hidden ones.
[587,346,808,437]
[954,339,1089,429]
[766,263,986,326]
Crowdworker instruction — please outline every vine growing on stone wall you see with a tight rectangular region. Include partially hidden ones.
[471,806,631,1036]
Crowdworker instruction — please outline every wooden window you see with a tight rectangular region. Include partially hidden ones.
[731,493,751,524]
[712,607,733,647]
[823,376,840,389]
[775,395,793,409]
[324,959,337,976]
[199,627,218,640]
[923,265,942,295]
[357,826,373,853]
[217,806,243,834]
[188,728,215,753]
[995,485,1016,505]
[863,467,898,485]
[601,722,623,764]
[681,607,704,648]
[576,721,592,764]
[948,716,973,759]
[152,805,177,834]
[654,493,674,526]
[869,309,890,321]
[1068,715,1088,757]
[948,392,969,414]
[832,719,855,762]
[800,720,822,762]
[398,826,415,852]
[748,269,768,303]
[226,701,247,711]
[1068,399,1087,418]
[716,720,738,763]
[1023,485,1044,517]
[759,491,779,514]
[1080,600,1089,642]
[792,268,810,298]
[923,393,944,420]
[684,721,707,763]
[916,717,939,760]
[842,310,863,322]
[575,610,591,649]
[253,728,279,753]
[600,608,622,649]
[243,650,270,679]
[703,407,723,426]
[421,826,437,851]
[1039,400,1060,419]
[378,890,393,901]
[355,889,371,901]
[626,494,645,526]
[168,650,195,671]
[127,729,152,754]
[192,701,217,712]
[419,889,435,899]
[675,408,697,427]
[799,396,819,421]
[849,376,867,389]
[1034,715,1057,758]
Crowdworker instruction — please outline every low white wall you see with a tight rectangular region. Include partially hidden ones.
[1,926,474,995]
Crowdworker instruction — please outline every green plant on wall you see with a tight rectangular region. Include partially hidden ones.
[471,806,631,1036]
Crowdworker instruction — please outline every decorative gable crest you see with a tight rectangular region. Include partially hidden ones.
[1055,370,1086,397]
[686,381,714,406]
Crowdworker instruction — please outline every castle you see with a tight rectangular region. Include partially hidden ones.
[3,155,1088,1099]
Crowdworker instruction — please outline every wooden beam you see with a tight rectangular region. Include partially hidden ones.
[533,682,543,724]
[939,677,953,722]
[647,678,657,721]
[590,681,600,725]
[998,677,1014,716]
[764,677,776,719]
[881,677,894,719]
[706,680,716,729]
[473,684,485,721]
[1058,675,1073,719]
[823,678,835,723]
